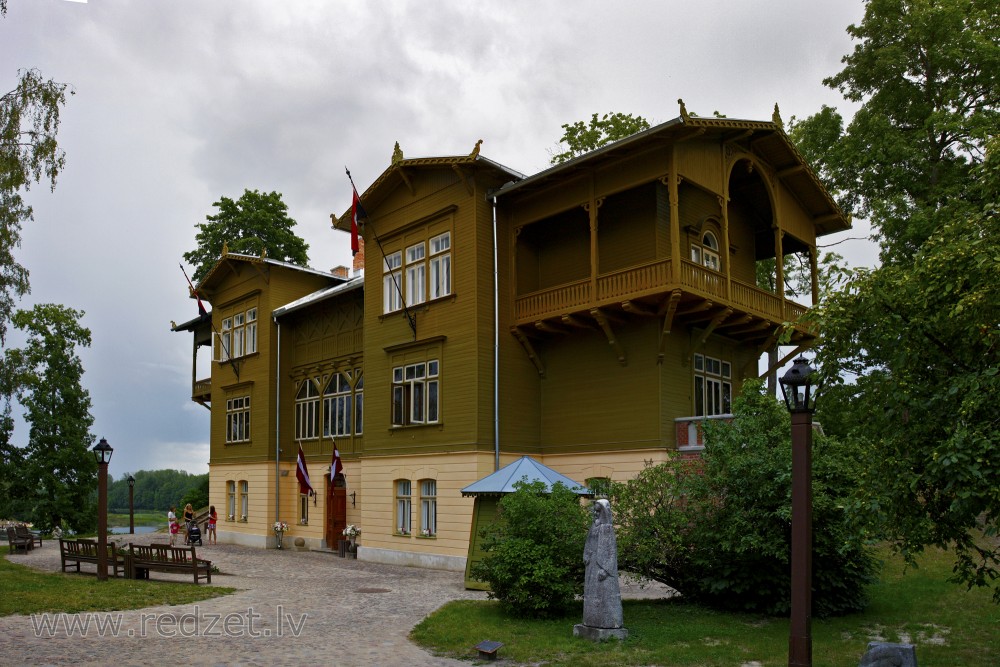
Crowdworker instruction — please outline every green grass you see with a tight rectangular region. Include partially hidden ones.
[106,510,167,528]
[0,557,235,617]
[411,546,1000,666]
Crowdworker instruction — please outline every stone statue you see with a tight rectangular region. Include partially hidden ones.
[574,499,628,641]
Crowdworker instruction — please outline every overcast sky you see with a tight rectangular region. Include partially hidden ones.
[3,0,875,480]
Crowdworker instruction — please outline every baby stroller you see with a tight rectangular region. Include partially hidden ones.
[186,521,203,546]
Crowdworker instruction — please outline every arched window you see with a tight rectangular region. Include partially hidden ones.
[323,372,353,437]
[691,231,721,271]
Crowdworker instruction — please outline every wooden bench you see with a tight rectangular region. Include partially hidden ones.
[128,543,212,584]
[6,527,32,554]
[15,525,42,548]
[59,538,126,577]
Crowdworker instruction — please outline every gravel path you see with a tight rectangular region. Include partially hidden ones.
[2,533,673,666]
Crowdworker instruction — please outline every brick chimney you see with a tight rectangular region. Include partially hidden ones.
[352,237,366,273]
[331,265,349,279]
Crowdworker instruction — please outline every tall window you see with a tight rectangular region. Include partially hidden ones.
[216,306,258,360]
[238,480,249,521]
[392,360,439,426]
[226,395,251,443]
[383,251,403,313]
[405,242,426,306]
[295,380,320,440]
[429,232,451,300]
[694,354,732,416]
[691,231,721,271]
[323,372,353,437]
[227,480,236,520]
[299,493,309,525]
[354,373,364,435]
[395,480,412,535]
[420,479,437,537]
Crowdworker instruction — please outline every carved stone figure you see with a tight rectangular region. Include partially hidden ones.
[574,499,628,641]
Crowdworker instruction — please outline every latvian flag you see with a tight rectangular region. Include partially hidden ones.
[296,445,314,497]
[351,185,367,257]
[330,445,344,482]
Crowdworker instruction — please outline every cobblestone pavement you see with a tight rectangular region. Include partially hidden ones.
[3,534,673,666]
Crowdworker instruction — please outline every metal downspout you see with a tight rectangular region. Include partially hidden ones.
[492,195,500,472]
[274,318,281,526]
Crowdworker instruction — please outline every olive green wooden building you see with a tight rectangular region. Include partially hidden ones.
[174,106,848,571]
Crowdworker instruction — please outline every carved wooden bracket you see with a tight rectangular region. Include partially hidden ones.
[591,308,626,367]
[511,327,545,377]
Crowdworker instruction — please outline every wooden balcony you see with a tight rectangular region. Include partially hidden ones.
[192,378,211,406]
[513,257,813,345]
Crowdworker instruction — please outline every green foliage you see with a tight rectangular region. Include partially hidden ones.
[107,469,209,513]
[817,138,1000,601]
[611,381,878,617]
[793,0,1000,264]
[550,112,650,165]
[180,474,210,511]
[0,67,73,344]
[183,188,310,282]
[471,480,590,618]
[2,304,95,532]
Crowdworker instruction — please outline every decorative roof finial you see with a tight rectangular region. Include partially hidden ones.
[470,139,483,158]
[260,245,267,259]
[678,98,690,121]
[772,103,783,128]
[222,240,229,256]
[392,142,404,164]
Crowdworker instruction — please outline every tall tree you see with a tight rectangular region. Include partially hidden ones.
[5,304,96,531]
[183,189,310,282]
[550,112,650,165]
[795,0,1000,264]
[0,65,73,343]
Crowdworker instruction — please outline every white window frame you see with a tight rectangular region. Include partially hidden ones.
[299,493,309,525]
[226,395,250,443]
[239,480,249,521]
[323,372,353,437]
[295,380,320,441]
[405,242,426,306]
[227,480,236,520]
[383,251,403,313]
[215,307,258,360]
[420,479,437,537]
[694,353,732,416]
[392,360,439,426]
[429,232,451,300]
[396,479,412,535]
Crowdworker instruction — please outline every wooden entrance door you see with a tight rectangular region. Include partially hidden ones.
[326,474,347,548]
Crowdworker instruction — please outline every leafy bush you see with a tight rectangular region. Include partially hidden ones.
[471,480,590,618]
[611,380,878,617]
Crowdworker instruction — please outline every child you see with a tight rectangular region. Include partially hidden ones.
[206,505,217,545]
[169,518,179,546]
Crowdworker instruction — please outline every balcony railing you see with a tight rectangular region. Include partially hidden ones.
[514,258,808,326]
[192,378,211,402]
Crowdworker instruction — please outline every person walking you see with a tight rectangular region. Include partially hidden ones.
[206,505,217,545]
[183,503,195,545]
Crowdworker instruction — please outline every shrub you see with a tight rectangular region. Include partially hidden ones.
[611,380,878,617]
[471,480,591,618]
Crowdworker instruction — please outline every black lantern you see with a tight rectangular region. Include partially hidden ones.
[92,437,114,465]
[127,474,135,488]
[779,357,820,414]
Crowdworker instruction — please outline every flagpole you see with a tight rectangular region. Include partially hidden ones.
[345,167,417,339]
[179,263,240,380]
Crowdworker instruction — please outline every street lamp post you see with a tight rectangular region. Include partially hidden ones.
[779,357,820,667]
[127,474,136,535]
[92,438,114,581]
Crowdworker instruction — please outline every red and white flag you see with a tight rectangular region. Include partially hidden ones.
[350,185,366,257]
[330,445,344,482]
[296,445,314,496]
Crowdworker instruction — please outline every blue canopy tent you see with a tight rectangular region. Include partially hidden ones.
[461,456,591,589]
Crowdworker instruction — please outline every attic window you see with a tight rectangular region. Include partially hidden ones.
[691,231,721,271]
